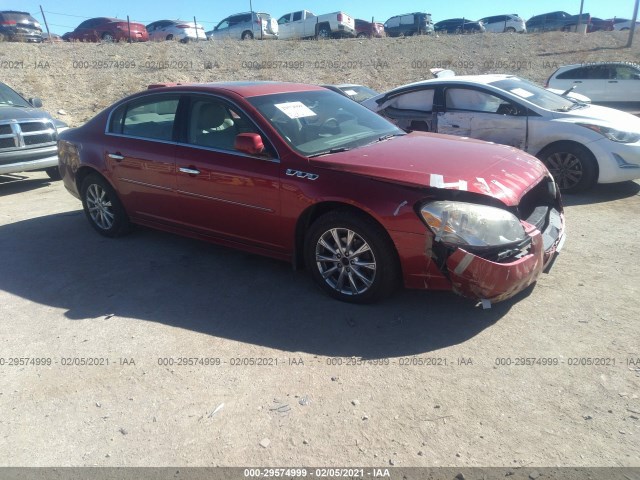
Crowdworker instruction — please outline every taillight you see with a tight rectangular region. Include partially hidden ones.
[0,20,17,26]
[337,13,344,22]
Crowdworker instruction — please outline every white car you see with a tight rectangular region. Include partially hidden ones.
[610,18,640,30]
[362,74,640,192]
[146,20,206,42]
[546,62,640,110]
[478,14,526,33]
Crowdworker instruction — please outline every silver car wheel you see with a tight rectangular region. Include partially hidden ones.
[86,183,115,230]
[315,227,377,296]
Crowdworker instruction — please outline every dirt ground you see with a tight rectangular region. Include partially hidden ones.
[0,32,639,471]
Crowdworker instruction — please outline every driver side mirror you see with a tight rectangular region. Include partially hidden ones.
[29,98,43,108]
[235,133,265,155]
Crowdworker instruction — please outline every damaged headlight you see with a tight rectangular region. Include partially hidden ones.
[578,123,640,143]
[420,201,526,247]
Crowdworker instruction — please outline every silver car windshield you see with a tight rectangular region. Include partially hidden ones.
[490,77,576,111]
[248,90,403,156]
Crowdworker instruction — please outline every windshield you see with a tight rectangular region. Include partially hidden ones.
[337,85,379,103]
[490,77,576,111]
[0,83,31,108]
[248,90,403,156]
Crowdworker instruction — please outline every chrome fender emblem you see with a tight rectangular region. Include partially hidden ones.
[286,169,319,180]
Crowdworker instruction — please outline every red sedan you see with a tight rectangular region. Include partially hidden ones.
[62,17,148,42]
[58,82,565,305]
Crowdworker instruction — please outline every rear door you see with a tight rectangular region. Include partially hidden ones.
[438,86,527,149]
[173,94,283,249]
[609,64,640,102]
[105,93,181,223]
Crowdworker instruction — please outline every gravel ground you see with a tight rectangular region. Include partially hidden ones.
[0,32,640,470]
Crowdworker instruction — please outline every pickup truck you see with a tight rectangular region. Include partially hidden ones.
[0,81,68,179]
[276,10,355,39]
[526,11,591,32]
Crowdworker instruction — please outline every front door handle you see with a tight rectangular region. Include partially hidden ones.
[107,152,124,161]
[179,167,201,175]
[573,81,582,83]
[608,80,618,83]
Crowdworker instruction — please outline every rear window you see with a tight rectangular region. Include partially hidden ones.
[109,95,180,141]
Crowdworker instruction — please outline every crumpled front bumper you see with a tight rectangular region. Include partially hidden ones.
[445,215,565,303]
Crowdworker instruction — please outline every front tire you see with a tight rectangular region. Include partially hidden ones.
[537,142,598,193]
[305,210,400,303]
[241,31,254,40]
[81,174,131,237]
[101,32,114,42]
[45,167,61,180]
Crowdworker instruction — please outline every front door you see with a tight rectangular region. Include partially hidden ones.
[173,95,283,250]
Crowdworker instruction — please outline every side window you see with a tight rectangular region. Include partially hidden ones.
[613,65,640,79]
[187,98,263,153]
[400,15,414,26]
[445,88,506,113]
[386,16,400,28]
[293,11,303,21]
[110,96,179,141]
[216,20,230,30]
[278,14,290,25]
[390,89,435,112]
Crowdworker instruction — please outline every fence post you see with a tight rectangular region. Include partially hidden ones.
[194,16,199,40]
[127,15,132,43]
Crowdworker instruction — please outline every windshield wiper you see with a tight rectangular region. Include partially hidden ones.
[377,133,405,142]
[307,147,350,158]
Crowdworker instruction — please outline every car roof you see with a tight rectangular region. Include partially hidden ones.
[146,81,326,97]
[396,74,515,90]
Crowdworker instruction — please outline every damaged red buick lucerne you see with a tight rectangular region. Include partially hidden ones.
[57,82,565,305]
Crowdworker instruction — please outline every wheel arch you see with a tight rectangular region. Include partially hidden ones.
[292,201,400,272]
[75,166,116,197]
[534,139,600,178]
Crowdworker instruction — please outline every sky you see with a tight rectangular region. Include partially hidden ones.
[3,0,636,34]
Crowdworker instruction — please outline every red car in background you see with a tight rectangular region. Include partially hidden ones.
[62,17,148,42]
[355,18,385,37]
[57,82,564,305]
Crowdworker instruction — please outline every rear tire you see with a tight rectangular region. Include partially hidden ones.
[80,174,131,237]
[356,32,368,38]
[505,27,516,33]
[316,25,331,39]
[305,210,400,303]
[536,142,598,193]
[241,31,254,40]
[166,34,174,41]
[101,32,114,42]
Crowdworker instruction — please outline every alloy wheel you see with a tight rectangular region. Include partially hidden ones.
[86,183,115,230]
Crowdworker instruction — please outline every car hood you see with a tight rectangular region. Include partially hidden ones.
[553,104,640,130]
[309,132,548,206]
[0,106,54,121]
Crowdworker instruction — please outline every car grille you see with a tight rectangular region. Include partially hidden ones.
[0,119,57,151]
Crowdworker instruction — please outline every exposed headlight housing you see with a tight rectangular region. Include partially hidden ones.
[420,201,526,247]
[579,123,640,143]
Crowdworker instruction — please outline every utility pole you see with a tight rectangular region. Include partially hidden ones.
[577,0,584,32]
[627,0,639,47]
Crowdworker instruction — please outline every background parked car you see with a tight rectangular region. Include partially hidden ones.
[146,20,206,42]
[62,17,148,42]
[526,11,591,32]
[610,17,640,30]
[434,18,485,34]
[546,62,640,110]
[41,32,63,42]
[383,12,434,37]
[321,84,379,103]
[363,74,640,192]
[588,17,614,32]
[277,10,355,39]
[0,10,42,42]
[478,14,526,33]
[0,81,68,179]
[207,11,278,40]
[354,18,384,38]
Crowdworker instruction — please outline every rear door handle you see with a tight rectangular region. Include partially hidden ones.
[107,152,124,161]
[179,167,200,175]
[608,80,618,83]
[573,81,582,83]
